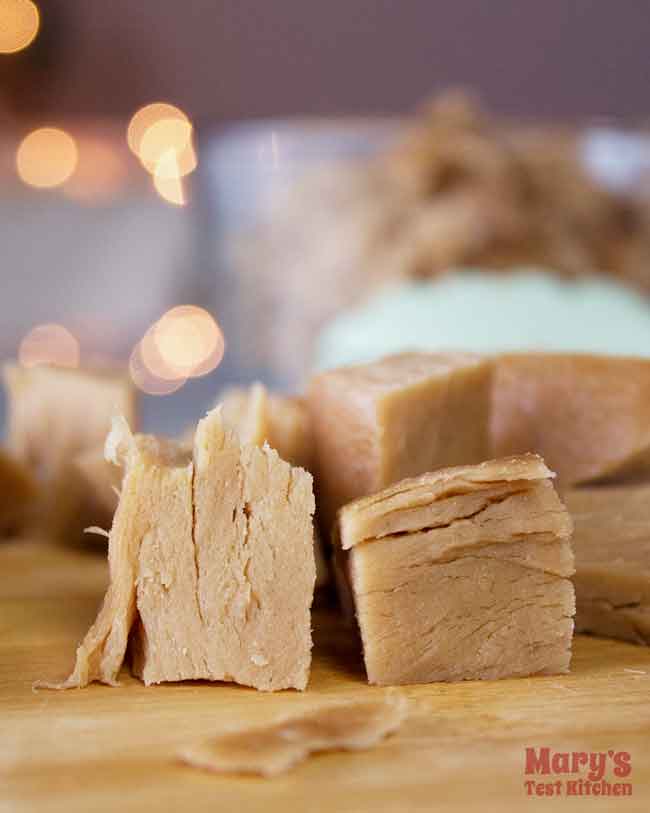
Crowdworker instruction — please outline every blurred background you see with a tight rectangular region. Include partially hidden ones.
[2,0,650,433]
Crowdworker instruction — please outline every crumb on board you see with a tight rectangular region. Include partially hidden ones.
[178,695,408,777]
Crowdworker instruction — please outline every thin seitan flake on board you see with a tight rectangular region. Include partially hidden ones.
[564,484,650,645]
[336,454,575,686]
[490,353,650,487]
[179,695,408,777]
[309,352,493,531]
[41,406,316,691]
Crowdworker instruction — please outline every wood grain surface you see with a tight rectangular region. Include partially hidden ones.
[2,539,649,812]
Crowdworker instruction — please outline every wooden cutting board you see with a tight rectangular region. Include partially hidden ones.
[2,539,649,812]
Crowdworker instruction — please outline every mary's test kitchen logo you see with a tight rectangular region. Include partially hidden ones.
[524,747,632,797]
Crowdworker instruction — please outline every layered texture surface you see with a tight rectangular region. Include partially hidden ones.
[337,455,575,685]
[50,408,316,691]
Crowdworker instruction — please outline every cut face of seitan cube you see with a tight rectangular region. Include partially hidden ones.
[491,353,650,487]
[564,484,650,645]
[183,407,316,689]
[309,352,492,531]
[336,455,575,685]
[217,383,327,587]
[47,408,316,691]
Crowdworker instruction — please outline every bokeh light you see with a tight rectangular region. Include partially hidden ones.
[152,150,186,206]
[0,0,40,54]
[129,342,187,396]
[19,324,80,369]
[139,118,196,176]
[127,102,188,156]
[127,102,197,205]
[16,128,78,189]
[139,320,180,382]
[155,306,224,377]
[137,306,224,389]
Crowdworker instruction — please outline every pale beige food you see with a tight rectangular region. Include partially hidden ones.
[216,383,327,586]
[309,352,492,532]
[491,353,650,487]
[235,92,650,383]
[46,407,316,691]
[336,455,575,685]
[0,449,38,535]
[4,364,137,477]
[179,695,408,777]
[219,384,314,472]
[3,363,137,541]
[564,484,650,645]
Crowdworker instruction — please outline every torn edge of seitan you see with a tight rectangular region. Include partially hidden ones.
[37,408,316,691]
[178,695,408,777]
[338,453,558,549]
[35,417,146,689]
[35,412,203,689]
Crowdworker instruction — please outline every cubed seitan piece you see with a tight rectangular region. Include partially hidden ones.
[336,454,575,685]
[3,363,138,541]
[491,353,650,487]
[0,449,38,535]
[309,352,492,531]
[215,383,327,586]
[48,407,316,691]
[179,695,408,777]
[219,384,314,472]
[564,484,650,645]
[4,363,137,477]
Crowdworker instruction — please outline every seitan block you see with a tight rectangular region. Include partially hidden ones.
[4,363,137,478]
[217,383,327,586]
[491,353,650,487]
[219,383,314,471]
[3,363,137,540]
[564,484,650,644]
[41,423,190,688]
[179,696,408,777]
[46,407,316,691]
[336,454,575,685]
[309,352,492,531]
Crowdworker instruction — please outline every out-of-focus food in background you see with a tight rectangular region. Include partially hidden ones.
[315,271,650,370]
[218,93,650,382]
